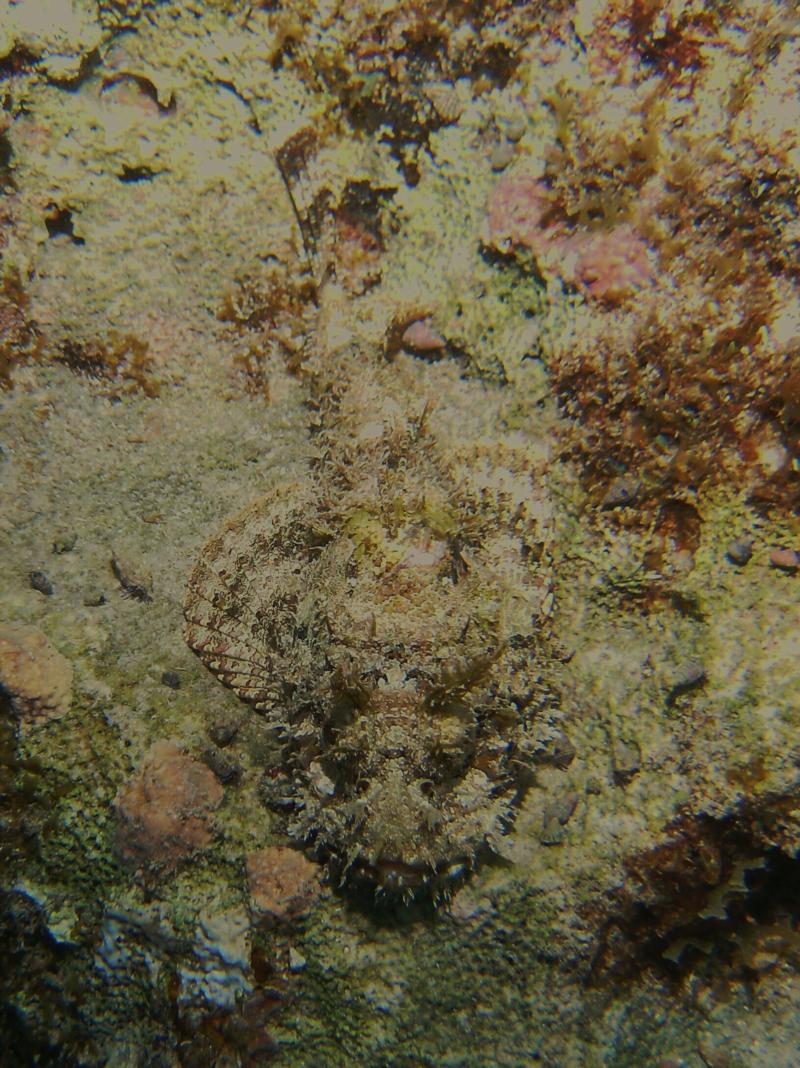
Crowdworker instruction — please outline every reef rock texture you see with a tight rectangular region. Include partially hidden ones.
[0,625,72,730]
[246,846,322,922]
[481,0,800,511]
[0,0,799,1065]
[114,740,224,878]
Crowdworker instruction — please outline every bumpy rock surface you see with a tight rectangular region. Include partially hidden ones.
[246,846,322,921]
[115,740,224,877]
[0,624,72,730]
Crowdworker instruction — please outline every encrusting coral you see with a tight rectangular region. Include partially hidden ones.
[0,625,72,732]
[114,740,224,879]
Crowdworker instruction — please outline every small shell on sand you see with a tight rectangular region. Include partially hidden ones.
[401,319,446,353]
[770,547,800,572]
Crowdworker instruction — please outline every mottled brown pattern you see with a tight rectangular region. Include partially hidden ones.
[185,274,565,897]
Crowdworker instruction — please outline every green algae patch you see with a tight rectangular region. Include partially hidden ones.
[281,883,564,1068]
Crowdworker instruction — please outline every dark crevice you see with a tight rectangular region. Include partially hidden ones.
[44,207,85,245]
[589,791,800,984]
[118,164,159,183]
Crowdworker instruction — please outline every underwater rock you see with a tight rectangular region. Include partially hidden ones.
[540,791,579,845]
[51,531,77,554]
[288,946,306,972]
[2,0,102,84]
[600,477,640,510]
[502,114,527,143]
[0,624,72,731]
[203,745,241,785]
[400,318,446,353]
[611,738,642,785]
[726,539,753,567]
[160,669,181,689]
[246,846,322,922]
[28,570,54,596]
[178,909,253,1013]
[591,792,800,981]
[769,548,800,573]
[208,717,240,748]
[114,740,224,878]
[490,141,516,172]
[667,661,706,704]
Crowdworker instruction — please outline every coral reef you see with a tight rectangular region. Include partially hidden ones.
[259,0,550,180]
[0,0,799,1064]
[588,791,800,979]
[481,0,800,513]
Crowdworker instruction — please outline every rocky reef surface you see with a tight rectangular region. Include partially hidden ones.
[1,1,799,1065]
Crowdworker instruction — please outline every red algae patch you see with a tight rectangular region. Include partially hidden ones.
[0,625,73,731]
[484,175,557,253]
[478,3,800,511]
[245,846,322,922]
[484,175,654,303]
[115,740,224,877]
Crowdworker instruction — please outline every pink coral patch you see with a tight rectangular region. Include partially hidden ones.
[572,224,655,301]
[115,740,224,876]
[485,175,562,256]
[485,176,655,303]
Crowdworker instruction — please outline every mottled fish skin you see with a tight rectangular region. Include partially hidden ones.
[185,268,562,897]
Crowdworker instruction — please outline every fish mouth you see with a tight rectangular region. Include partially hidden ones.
[347,855,470,895]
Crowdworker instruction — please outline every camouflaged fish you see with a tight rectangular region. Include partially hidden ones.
[184,126,564,897]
